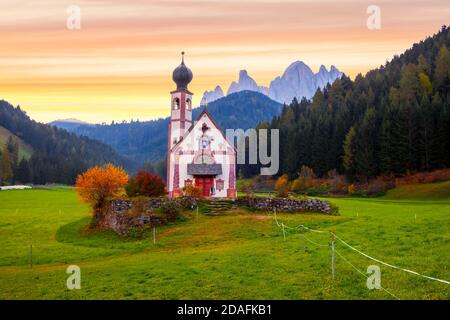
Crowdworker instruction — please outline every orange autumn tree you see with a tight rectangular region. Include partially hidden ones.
[275,174,290,198]
[75,164,128,213]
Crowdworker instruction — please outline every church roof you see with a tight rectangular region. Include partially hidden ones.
[187,163,222,176]
[171,109,236,154]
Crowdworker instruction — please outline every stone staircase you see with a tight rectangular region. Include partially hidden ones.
[203,198,236,215]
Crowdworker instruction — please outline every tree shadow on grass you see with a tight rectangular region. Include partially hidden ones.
[55,217,150,251]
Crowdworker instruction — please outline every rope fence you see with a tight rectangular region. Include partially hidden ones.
[334,249,401,300]
[270,209,450,299]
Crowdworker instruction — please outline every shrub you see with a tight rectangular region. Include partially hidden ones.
[290,178,305,194]
[182,185,202,198]
[160,201,181,221]
[327,170,348,194]
[177,196,197,210]
[275,174,290,198]
[366,177,388,196]
[396,169,450,185]
[347,184,356,194]
[127,226,147,239]
[239,180,256,196]
[298,165,316,180]
[305,183,330,196]
[75,164,128,210]
[126,171,166,197]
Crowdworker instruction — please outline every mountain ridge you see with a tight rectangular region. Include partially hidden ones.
[201,61,342,104]
[53,91,282,164]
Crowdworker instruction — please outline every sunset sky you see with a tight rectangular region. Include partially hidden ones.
[0,0,448,124]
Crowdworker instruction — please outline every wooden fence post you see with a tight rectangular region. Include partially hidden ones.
[29,244,33,268]
[331,227,335,280]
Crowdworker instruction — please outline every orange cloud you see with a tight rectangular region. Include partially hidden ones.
[0,0,448,123]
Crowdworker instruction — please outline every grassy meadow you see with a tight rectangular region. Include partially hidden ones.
[0,185,449,300]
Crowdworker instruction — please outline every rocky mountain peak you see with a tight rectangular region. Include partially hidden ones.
[201,61,342,105]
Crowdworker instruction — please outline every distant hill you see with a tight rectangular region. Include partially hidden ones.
[54,90,282,164]
[48,118,92,131]
[0,100,136,184]
[193,91,282,130]
[0,126,33,160]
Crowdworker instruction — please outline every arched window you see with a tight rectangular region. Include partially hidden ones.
[186,98,191,111]
[216,179,224,191]
[173,98,180,110]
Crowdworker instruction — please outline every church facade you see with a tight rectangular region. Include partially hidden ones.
[167,53,236,198]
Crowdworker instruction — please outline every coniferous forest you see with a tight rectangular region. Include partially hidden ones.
[239,26,450,183]
[1,27,449,186]
[0,100,135,185]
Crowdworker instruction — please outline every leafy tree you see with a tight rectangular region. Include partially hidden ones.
[253,26,450,182]
[0,144,13,185]
[298,165,316,180]
[7,136,19,168]
[182,185,202,198]
[14,158,31,184]
[0,100,135,186]
[343,127,356,181]
[353,108,379,181]
[75,164,128,221]
[125,171,166,197]
[419,73,433,95]
[275,174,290,198]
[434,46,450,92]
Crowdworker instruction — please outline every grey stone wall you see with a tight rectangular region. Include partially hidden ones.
[237,196,336,214]
[97,197,197,236]
[97,196,335,236]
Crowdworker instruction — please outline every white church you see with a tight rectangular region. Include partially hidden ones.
[166,53,237,198]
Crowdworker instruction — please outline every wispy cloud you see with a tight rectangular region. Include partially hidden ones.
[0,0,448,123]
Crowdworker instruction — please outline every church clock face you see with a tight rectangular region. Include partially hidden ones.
[201,136,210,149]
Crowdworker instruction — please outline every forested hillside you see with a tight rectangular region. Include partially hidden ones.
[0,101,135,185]
[240,26,450,182]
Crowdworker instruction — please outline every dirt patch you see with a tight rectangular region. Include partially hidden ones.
[158,227,181,237]
[251,215,271,221]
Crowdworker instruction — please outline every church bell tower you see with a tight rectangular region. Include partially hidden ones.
[167,52,194,196]
[169,52,193,149]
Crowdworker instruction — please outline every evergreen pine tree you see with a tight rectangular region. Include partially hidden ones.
[0,144,13,185]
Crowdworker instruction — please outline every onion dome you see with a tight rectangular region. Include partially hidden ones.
[172,52,193,90]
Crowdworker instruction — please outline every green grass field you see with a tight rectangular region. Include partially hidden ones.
[382,180,450,201]
[0,185,449,300]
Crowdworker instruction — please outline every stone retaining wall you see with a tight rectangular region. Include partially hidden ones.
[97,197,197,236]
[97,196,335,236]
[237,196,336,214]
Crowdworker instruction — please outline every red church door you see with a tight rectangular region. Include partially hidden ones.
[195,176,214,197]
